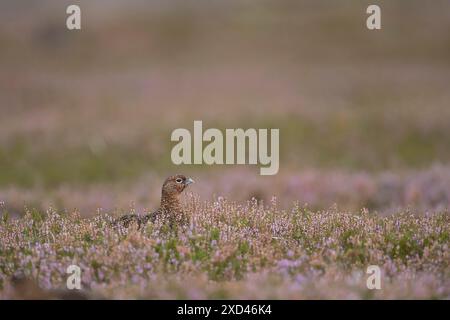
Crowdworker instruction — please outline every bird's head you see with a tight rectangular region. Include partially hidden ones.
[161,174,195,198]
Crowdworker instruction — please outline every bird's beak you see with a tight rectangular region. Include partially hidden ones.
[184,177,194,186]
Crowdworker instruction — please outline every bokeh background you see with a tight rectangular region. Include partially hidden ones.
[1,0,450,216]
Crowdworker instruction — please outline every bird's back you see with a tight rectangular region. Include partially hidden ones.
[113,209,161,229]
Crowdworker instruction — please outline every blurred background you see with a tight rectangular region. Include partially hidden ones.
[1,0,450,216]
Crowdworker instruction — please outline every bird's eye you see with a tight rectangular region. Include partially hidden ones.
[175,178,183,184]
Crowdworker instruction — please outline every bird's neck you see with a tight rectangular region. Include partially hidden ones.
[160,192,183,214]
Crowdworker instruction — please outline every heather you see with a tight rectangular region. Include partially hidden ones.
[0,197,448,299]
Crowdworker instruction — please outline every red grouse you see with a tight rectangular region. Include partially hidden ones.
[114,175,194,229]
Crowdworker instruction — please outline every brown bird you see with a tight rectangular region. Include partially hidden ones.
[114,174,194,229]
